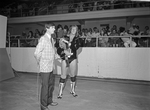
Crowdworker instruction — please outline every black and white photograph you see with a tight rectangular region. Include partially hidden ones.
[0,0,150,110]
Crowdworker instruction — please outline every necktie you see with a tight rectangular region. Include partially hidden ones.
[51,37,54,47]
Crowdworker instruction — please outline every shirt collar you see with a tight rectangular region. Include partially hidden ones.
[46,33,51,39]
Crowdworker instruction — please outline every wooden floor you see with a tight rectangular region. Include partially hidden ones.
[0,72,150,110]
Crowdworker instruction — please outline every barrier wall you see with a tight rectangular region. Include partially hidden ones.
[0,49,15,82]
[0,15,15,82]
[6,47,150,81]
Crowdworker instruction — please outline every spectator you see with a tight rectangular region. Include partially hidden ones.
[119,27,136,47]
[93,1,98,11]
[63,25,69,36]
[79,2,84,12]
[143,26,150,35]
[92,27,100,47]
[27,31,34,38]
[21,31,27,38]
[128,24,138,35]
[99,30,109,47]
[56,24,64,38]
[34,29,41,38]
[109,28,120,47]
[86,28,93,47]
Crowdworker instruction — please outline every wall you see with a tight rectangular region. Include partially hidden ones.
[8,7,150,24]
[8,23,45,35]
[6,47,150,81]
[83,18,126,30]
[0,15,7,48]
[132,16,150,31]
[8,16,150,35]
[8,21,80,35]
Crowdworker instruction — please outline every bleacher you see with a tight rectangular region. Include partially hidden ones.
[3,0,150,48]
[0,0,150,18]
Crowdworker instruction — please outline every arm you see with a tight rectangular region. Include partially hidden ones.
[57,47,65,59]
[34,37,45,64]
[71,37,83,50]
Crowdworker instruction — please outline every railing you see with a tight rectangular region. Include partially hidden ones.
[1,1,150,18]
[6,35,150,48]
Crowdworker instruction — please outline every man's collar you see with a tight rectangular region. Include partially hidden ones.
[46,33,51,39]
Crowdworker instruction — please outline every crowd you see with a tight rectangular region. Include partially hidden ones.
[7,23,150,48]
[0,0,60,17]
[68,0,150,13]
[0,0,149,17]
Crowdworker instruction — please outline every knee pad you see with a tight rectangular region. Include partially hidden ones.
[70,76,76,82]
[59,78,66,83]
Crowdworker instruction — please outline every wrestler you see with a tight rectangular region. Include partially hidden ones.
[56,25,81,99]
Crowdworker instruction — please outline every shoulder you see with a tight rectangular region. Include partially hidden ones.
[39,36,47,43]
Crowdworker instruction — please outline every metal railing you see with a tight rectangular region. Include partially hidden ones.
[1,1,150,18]
[6,35,150,48]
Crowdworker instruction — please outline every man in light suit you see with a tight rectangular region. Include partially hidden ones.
[34,22,58,110]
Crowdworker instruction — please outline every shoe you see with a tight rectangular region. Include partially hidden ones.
[57,94,63,99]
[70,92,78,97]
[40,104,49,110]
[44,108,49,110]
[48,102,58,106]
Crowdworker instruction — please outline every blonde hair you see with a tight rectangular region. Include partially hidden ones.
[68,25,79,37]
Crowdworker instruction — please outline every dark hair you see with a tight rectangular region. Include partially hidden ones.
[145,26,149,30]
[45,22,55,29]
[93,27,97,30]
[64,25,69,31]
[57,24,63,30]
[119,27,125,33]
[29,31,33,36]
[88,28,92,32]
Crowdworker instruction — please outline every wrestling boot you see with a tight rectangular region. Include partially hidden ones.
[57,78,65,99]
[70,76,78,97]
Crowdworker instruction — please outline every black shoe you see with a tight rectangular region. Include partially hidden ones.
[70,92,78,97]
[49,102,58,106]
[57,94,63,99]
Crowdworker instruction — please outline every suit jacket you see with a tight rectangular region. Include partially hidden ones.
[34,33,55,73]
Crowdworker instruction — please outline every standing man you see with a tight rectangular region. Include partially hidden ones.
[34,22,58,110]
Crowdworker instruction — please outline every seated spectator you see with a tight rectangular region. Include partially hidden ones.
[34,29,41,39]
[119,27,136,47]
[143,26,150,35]
[105,25,111,35]
[109,28,120,47]
[79,2,84,12]
[63,25,69,36]
[138,26,150,47]
[103,1,111,10]
[26,31,34,38]
[112,25,118,33]
[87,2,93,11]
[97,1,104,10]
[93,1,98,11]
[86,28,93,46]
[127,24,138,35]
[92,27,100,47]
[21,31,27,38]
[26,31,35,47]
[100,32,109,47]
[56,24,64,39]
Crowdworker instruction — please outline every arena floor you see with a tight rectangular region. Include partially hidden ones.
[0,72,150,110]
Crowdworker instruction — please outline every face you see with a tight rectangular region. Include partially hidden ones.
[47,26,55,34]
[71,26,77,35]
[112,29,116,33]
